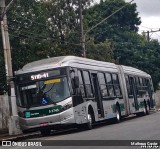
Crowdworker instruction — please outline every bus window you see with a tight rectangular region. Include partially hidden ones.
[83,71,94,98]
[98,73,108,97]
[135,77,140,96]
[139,78,143,86]
[112,74,122,97]
[78,70,85,98]
[127,76,133,96]
[105,73,115,97]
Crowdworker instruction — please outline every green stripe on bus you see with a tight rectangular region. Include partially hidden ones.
[112,103,125,113]
[24,105,62,118]
[139,101,144,108]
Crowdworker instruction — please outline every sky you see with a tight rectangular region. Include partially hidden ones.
[94,0,160,41]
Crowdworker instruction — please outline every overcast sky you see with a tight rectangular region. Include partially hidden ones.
[94,0,160,41]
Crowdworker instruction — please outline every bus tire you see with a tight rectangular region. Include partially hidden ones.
[40,129,51,136]
[115,105,121,123]
[84,110,94,130]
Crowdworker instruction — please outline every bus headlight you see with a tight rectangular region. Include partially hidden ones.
[61,101,72,112]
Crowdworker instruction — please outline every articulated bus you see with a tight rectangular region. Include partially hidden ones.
[15,56,155,135]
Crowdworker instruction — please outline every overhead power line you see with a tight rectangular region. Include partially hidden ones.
[81,0,134,57]
[85,0,134,36]
[142,29,160,42]
[154,32,160,38]
[139,25,159,30]
[10,14,49,28]
[8,26,81,46]
[0,0,15,20]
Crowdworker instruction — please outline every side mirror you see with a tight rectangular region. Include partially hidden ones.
[72,76,79,89]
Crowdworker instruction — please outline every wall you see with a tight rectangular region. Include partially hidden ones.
[155,90,160,110]
[0,95,9,129]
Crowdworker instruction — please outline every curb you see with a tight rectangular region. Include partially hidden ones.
[0,132,40,141]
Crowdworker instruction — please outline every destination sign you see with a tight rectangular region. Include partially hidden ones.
[16,68,66,83]
[31,73,49,80]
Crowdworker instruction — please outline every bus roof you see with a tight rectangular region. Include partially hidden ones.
[15,56,150,78]
[120,65,150,78]
[15,56,117,74]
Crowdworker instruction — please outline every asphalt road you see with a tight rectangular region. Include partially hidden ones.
[2,111,160,149]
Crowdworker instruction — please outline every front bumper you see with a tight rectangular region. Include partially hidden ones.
[19,108,75,131]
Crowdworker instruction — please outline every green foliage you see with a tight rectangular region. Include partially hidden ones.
[84,0,141,42]
[86,39,115,63]
[0,0,160,94]
[0,0,93,94]
[84,0,160,90]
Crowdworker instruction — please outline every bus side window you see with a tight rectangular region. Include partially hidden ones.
[78,70,86,98]
[105,73,115,97]
[128,76,133,96]
[112,74,122,97]
[135,77,140,96]
[82,71,94,98]
[142,78,147,91]
[98,73,108,97]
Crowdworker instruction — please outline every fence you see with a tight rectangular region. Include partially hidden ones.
[0,95,9,129]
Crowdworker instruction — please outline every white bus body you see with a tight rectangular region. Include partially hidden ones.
[15,56,155,135]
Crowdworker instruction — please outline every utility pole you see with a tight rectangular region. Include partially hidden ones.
[0,0,22,135]
[78,0,85,57]
[143,29,160,42]
[81,0,133,58]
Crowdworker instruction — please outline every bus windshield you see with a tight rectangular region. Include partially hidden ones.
[18,77,70,108]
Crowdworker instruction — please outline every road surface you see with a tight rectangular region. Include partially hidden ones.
[2,111,160,149]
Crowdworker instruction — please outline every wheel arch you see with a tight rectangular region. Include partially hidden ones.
[87,104,95,122]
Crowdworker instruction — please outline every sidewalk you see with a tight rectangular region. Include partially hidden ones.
[0,128,40,141]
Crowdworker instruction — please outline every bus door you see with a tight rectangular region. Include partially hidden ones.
[130,77,139,111]
[91,73,104,118]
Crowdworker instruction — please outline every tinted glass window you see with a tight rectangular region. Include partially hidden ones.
[78,70,83,84]
[112,74,121,96]
[83,71,93,98]
[108,85,115,97]
[83,71,90,84]
[18,77,70,107]
[98,73,105,84]
[98,73,108,97]
[114,85,121,96]
[112,74,119,84]
[78,70,85,97]
[105,73,112,84]
[126,76,133,96]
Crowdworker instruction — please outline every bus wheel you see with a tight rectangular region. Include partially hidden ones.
[84,111,93,130]
[115,105,121,123]
[40,129,51,136]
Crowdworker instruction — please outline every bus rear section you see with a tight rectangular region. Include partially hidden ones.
[118,65,155,116]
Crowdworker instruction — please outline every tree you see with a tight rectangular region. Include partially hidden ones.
[0,0,93,94]
[86,39,115,62]
[84,0,141,42]
[84,0,160,89]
